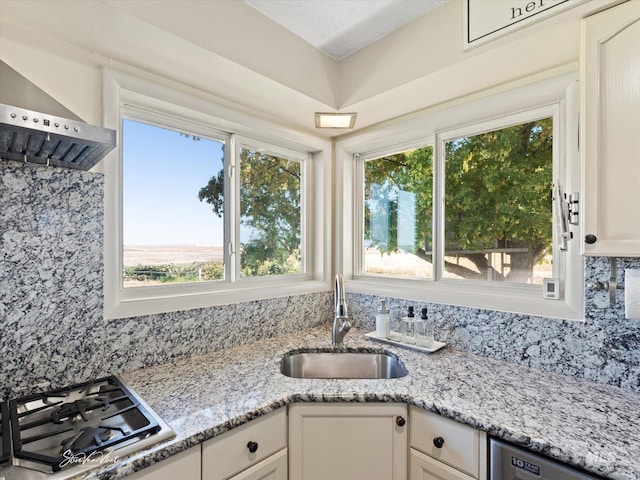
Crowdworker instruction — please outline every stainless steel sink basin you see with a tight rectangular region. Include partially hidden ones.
[280,351,408,379]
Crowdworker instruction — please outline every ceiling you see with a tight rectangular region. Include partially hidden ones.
[0,0,458,137]
[2,0,590,139]
[244,0,447,60]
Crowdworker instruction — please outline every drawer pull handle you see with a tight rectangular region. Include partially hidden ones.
[433,436,445,448]
[247,441,258,453]
[396,416,406,427]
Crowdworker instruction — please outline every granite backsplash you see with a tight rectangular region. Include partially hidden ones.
[1,162,638,399]
[347,255,640,392]
[0,163,330,399]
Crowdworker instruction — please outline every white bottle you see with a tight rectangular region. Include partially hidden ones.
[375,299,390,338]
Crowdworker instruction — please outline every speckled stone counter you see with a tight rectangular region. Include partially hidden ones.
[93,326,639,480]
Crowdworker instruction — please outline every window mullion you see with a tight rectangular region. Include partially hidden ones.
[228,134,239,283]
[433,135,446,282]
[300,153,310,275]
[354,155,365,276]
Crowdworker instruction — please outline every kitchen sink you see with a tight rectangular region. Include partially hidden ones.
[280,350,408,379]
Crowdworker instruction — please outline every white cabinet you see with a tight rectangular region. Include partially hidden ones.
[125,404,488,480]
[124,446,201,480]
[288,402,408,480]
[409,406,486,480]
[581,0,640,256]
[226,449,287,480]
[410,448,475,480]
[202,408,287,480]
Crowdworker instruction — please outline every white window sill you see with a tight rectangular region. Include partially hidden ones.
[104,279,330,320]
[346,277,584,321]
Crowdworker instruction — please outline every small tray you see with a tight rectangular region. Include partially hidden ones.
[365,332,447,353]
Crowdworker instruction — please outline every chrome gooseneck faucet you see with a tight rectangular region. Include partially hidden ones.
[332,273,351,345]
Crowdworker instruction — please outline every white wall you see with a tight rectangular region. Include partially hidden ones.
[0,0,338,135]
[335,0,618,129]
[0,0,620,134]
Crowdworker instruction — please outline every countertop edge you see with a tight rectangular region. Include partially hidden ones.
[89,327,637,480]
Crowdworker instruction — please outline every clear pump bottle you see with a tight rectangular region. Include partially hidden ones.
[401,306,417,344]
[386,308,402,342]
[417,307,434,347]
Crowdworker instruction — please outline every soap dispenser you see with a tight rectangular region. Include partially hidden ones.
[417,307,434,347]
[375,299,390,338]
[386,308,402,342]
[401,306,417,345]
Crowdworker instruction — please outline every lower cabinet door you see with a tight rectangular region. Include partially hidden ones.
[289,403,408,480]
[410,448,475,480]
[229,448,287,480]
[125,446,201,480]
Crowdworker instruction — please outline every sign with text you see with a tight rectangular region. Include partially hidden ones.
[464,0,584,48]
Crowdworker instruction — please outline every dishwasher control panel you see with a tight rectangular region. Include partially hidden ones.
[489,437,601,480]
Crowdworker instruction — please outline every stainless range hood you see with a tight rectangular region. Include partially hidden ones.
[0,103,116,171]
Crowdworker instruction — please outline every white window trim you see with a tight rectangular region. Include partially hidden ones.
[434,104,563,281]
[233,136,311,283]
[102,69,331,320]
[335,72,584,320]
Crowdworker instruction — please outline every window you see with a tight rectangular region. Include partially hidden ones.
[103,70,330,319]
[122,119,226,287]
[360,116,554,286]
[442,118,553,285]
[338,73,583,320]
[238,145,303,277]
[363,146,434,279]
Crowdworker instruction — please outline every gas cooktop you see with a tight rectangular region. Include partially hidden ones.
[0,376,175,480]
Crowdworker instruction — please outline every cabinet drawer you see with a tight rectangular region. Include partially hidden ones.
[410,406,481,478]
[125,446,201,480]
[228,448,288,480]
[410,448,475,480]
[202,408,287,480]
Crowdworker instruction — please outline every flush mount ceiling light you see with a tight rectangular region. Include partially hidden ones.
[315,112,357,129]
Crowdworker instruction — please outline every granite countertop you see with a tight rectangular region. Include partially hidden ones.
[95,326,639,480]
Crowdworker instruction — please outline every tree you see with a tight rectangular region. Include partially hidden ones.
[365,118,553,282]
[198,119,553,282]
[198,148,301,276]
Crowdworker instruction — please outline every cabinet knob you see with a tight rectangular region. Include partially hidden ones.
[585,234,597,244]
[433,436,445,448]
[247,441,258,453]
[396,416,406,427]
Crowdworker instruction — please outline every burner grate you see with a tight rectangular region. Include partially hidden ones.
[9,376,161,472]
[1,401,10,464]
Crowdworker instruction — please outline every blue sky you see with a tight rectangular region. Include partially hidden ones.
[122,119,225,246]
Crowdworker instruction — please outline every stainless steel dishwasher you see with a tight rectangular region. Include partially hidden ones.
[489,437,602,480]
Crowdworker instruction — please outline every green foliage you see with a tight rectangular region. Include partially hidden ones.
[241,250,301,277]
[198,148,301,276]
[365,119,553,281]
[195,120,553,282]
[445,120,552,252]
[124,260,224,284]
[197,168,225,216]
[365,146,434,254]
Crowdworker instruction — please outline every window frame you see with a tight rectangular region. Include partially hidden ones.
[336,72,583,320]
[233,136,311,283]
[102,69,331,320]
[120,107,232,287]
[435,106,561,286]
[355,139,436,280]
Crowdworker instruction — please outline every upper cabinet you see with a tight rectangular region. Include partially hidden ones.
[581,1,640,257]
